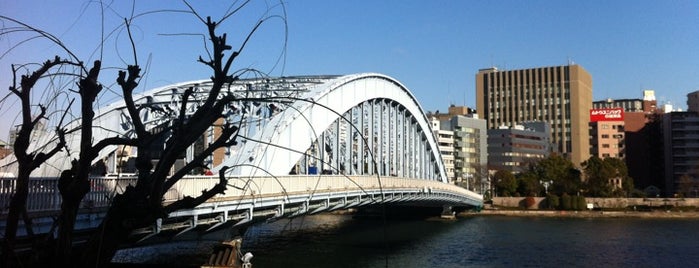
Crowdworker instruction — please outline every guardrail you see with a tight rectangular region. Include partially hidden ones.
[1,175,482,217]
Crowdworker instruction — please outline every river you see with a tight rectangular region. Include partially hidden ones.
[112,213,699,267]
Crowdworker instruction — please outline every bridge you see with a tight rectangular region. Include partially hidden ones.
[1,73,482,243]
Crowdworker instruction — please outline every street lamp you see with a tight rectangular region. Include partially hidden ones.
[540,180,553,194]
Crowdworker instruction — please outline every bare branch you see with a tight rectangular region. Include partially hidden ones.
[164,123,239,190]
[122,18,138,67]
[92,137,138,158]
[182,0,206,24]
[223,19,263,75]
[117,65,146,137]
[0,16,87,73]
[218,0,252,24]
[163,166,229,213]
[176,87,193,132]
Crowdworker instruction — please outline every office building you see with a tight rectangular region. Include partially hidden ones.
[434,113,488,193]
[589,108,625,159]
[488,121,551,173]
[662,111,699,196]
[592,90,663,191]
[430,117,455,183]
[688,90,699,113]
[476,64,592,167]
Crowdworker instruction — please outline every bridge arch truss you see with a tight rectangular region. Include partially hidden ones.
[227,73,447,183]
[2,73,449,185]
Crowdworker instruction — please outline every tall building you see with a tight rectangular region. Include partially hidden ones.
[688,90,699,113]
[662,111,699,196]
[438,114,488,193]
[487,122,551,173]
[476,64,592,167]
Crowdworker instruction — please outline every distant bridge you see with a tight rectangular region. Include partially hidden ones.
[1,73,482,242]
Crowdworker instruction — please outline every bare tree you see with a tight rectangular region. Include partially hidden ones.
[1,57,71,266]
[2,1,287,266]
[78,15,245,266]
[0,14,94,266]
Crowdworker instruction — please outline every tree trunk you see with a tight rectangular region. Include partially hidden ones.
[78,187,155,267]
[55,177,89,265]
[1,169,30,267]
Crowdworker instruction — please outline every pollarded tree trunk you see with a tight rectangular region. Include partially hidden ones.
[78,184,160,267]
[1,168,31,266]
[55,60,102,266]
[1,58,70,267]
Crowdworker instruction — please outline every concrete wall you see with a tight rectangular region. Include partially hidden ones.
[491,197,699,209]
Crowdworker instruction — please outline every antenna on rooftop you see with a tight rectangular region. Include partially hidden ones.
[463,87,467,107]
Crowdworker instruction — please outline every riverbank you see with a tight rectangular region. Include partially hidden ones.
[462,208,699,218]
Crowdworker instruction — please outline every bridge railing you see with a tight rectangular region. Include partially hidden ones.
[0,176,139,216]
[165,175,482,203]
[1,175,481,216]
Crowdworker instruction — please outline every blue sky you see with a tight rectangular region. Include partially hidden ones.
[1,0,698,141]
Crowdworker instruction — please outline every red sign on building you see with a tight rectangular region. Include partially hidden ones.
[590,108,624,122]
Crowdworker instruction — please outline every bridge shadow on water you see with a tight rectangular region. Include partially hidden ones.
[110,205,472,267]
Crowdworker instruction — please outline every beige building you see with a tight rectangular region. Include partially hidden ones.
[589,108,625,159]
[476,64,592,167]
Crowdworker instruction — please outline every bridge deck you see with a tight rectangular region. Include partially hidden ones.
[1,175,482,241]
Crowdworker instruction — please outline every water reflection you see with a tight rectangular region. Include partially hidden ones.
[113,214,699,267]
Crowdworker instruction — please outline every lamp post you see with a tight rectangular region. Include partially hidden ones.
[540,180,553,194]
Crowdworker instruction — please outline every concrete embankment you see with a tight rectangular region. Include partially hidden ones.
[489,196,699,209]
[462,209,699,218]
[466,197,699,218]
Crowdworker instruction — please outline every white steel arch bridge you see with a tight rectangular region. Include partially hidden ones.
[0,73,482,241]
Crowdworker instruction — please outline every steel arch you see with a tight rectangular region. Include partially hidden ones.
[223,73,448,183]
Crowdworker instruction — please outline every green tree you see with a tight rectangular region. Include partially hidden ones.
[493,170,517,197]
[582,156,615,197]
[517,172,541,197]
[606,157,634,197]
[528,154,581,195]
[582,156,634,197]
